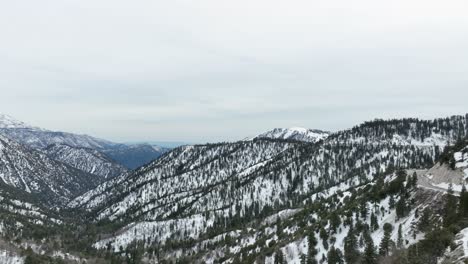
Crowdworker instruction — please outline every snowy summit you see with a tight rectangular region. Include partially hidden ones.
[0,113,35,129]
[255,127,330,143]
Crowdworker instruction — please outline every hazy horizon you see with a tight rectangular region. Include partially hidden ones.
[2,111,467,145]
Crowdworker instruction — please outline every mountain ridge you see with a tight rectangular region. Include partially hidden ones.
[0,113,169,169]
[66,114,467,263]
[1,113,468,263]
[253,127,330,143]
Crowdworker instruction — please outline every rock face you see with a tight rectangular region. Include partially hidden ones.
[440,228,468,264]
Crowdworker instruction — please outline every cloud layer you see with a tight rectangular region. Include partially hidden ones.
[1,0,467,142]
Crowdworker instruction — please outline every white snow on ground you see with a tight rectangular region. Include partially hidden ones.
[0,114,34,129]
[276,237,308,264]
[52,251,84,262]
[262,209,301,225]
[253,127,330,143]
[457,228,468,259]
[433,182,465,192]
[94,214,215,251]
[0,250,23,264]
[390,133,448,147]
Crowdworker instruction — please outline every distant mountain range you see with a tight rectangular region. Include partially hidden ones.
[0,113,169,169]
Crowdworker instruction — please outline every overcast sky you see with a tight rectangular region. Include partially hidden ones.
[0,0,467,143]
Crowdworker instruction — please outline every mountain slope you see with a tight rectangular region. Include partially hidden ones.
[70,139,299,214]
[1,113,467,263]
[255,127,330,143]
[0,134,99,205]
[71,115,468,260]
[43,144,128,180]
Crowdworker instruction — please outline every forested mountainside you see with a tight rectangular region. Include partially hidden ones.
[0,114,169,170]
[254,128,330,143]
[44,144,128,180]
[0,134,99,206]
[1,114,468,264]
[65,115,467,263]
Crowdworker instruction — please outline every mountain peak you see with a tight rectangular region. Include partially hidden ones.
[255,127,330,143]
[0,113,35,129]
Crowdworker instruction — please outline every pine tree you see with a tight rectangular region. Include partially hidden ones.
[360,202,368,219]
[411,172,418,187]
[320,227,329,250]
[327,246,344,264]
[444,183,458,227]
[459,184,468,218]
[307,232,318,264]
[397,224,403,249]
[379,223,393,256]
[396,198,407,219]
[362,234,377,264]
[370,212,378,231]
[275,249,284,264]
[418,208,431,232]
[330,212,341,233]
[389,196,395,209]
[344,228,360,264]
[407,244,423,264]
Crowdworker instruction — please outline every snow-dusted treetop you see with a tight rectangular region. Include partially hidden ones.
[254,127,330,143]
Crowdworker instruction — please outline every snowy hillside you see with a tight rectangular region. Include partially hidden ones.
[0,134,99,205]
[455,146,468,179]
[67,115,468,263]
[255,127,330,143]
[1,113,467,263]
[44,144,128,180]
[0,250,23,264]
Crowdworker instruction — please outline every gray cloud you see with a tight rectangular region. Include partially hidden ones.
[0,0,467,143]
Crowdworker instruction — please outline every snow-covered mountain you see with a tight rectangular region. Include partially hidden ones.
[43,144,128,180]
[68,115,468,263]
[1,113,468,263]
[0,114,116,150]
[0,113,39,130]
[0,113,168,169]
[0,134,99,205]
[255,127,330,143]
